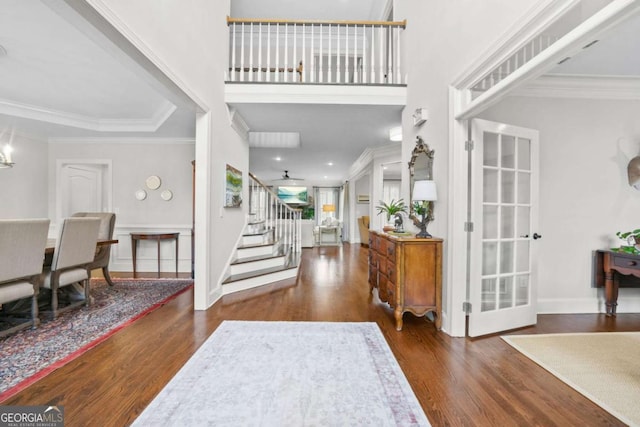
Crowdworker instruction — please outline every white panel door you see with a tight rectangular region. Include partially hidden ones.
[60,164,103,219]
[469,119,540,337]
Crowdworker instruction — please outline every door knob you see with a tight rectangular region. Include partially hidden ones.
[533,233,542,240]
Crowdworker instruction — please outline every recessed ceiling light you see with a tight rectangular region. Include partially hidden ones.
[324,176,328,179]
[389,126,402,142]
[275,157,281,161]
[327,162,333,166]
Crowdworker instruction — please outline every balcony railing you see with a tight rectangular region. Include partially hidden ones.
[227,17,407,85]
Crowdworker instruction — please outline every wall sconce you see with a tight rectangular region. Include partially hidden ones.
[412,180,437,238]
[628,156,640,190]
[0,144,14,168]
[389,126,402,142]
[413,108,428,126]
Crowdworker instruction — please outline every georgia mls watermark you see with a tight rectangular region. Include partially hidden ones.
[0,406,64,427]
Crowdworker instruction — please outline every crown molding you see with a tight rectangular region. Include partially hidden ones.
[514,74,640,100]
[0,98,177,132]
[228,107,250,142]
[348,143,400,179]
[48,136,194,144]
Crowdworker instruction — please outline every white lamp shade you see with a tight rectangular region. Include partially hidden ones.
[413,180,437,201]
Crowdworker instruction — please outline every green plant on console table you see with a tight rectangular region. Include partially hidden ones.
[612,229,640,255]
[375,199,407,221]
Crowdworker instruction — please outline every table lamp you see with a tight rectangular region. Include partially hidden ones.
[412,180,437,238]
[322,204,336,216]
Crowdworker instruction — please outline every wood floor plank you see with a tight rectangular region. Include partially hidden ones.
[2,243,634,426]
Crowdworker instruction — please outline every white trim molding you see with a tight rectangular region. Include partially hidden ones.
[452,0,582,89]
[514,74,640,100]
[225,83,407,106]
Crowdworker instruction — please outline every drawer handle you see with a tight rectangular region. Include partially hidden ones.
[628,261,637,267]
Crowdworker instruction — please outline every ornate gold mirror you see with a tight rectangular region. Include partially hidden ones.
[408,136,434,214]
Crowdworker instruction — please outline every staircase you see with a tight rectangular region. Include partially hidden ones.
[221,173,301,295]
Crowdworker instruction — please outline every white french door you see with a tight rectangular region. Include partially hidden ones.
[468,119,540,337]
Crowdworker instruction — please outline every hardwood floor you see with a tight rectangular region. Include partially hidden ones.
[3,243,637,426]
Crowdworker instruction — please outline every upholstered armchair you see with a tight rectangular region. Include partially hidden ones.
[0,219,50,337]
[72,212,116,286]
[358,216,370,247]
[41,217,100,319]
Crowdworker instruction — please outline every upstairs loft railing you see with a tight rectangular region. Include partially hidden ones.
[248,173,302,258]
[227,17,407,85]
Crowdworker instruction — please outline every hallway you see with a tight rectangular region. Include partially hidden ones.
[4,243,635,426]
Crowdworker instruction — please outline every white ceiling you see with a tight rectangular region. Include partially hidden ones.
[548,10,640,76]
[1,0,637,184]
[0,0,196,140]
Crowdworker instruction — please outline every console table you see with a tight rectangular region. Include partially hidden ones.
[369,230,443,331]
[595,250,640,316]
[131,232,179,278]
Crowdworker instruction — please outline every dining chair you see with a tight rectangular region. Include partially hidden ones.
[71,212,116,286]
[0,219,50,337]
[41,217,100,319]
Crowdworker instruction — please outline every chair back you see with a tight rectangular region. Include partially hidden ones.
[71,212,115,240]
[51,218,101,271]
[0,219,50,283]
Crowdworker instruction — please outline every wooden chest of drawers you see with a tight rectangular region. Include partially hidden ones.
[368,230,443,331]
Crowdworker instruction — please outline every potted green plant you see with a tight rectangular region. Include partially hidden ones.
[376,199,407,231]
[613,229,640,254]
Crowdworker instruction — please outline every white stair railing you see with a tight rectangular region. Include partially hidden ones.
[227,17,407,85]
[249,173,301,259]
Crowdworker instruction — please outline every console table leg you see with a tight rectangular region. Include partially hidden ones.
[157,238,161,278]
[131,237,138,279]
[604,271,618,317]
[394,306,404,331]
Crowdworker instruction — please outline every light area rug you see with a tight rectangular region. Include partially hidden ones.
[0,278,193,401]
[133,321,430,427]
[502,332,640,426]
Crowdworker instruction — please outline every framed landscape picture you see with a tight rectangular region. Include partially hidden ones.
[225,164,242,208]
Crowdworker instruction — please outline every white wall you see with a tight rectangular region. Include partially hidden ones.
[394,0,540,334]
[0,134,48,219]
[92,0,249,309]
[48,140,195,274]
[480,96,640,313]
[354,175,371,218]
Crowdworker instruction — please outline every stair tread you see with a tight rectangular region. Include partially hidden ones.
[237,238,279,249]
[242,227,273,237]
[247,219,266,225]
[222,262,297,284]
[232,246,286,265]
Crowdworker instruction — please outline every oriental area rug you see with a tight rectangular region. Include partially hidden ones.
[0,278,193,401]
[132,321,431,427]
[502,332,640,426]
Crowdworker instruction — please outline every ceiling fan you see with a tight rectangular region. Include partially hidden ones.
[276,170,304,181]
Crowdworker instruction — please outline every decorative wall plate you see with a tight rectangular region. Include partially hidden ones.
[135,189,147,201]
[145,175,161,190]
[161,190,173,201]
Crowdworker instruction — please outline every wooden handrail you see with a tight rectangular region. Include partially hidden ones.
[227,16,407,28]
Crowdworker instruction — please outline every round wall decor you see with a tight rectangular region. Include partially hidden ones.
[135,189,147,201]
[145,175,161,190]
